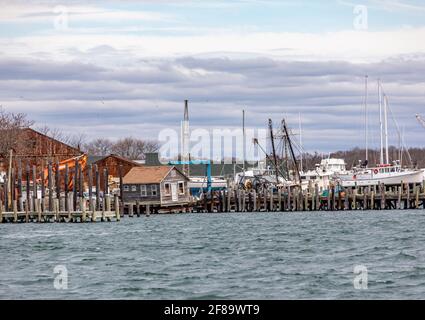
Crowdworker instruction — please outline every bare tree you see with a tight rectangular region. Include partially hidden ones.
[35,124,85,151]
[0,108,34,160]
[83,138,114,156]
[111,137,159,160]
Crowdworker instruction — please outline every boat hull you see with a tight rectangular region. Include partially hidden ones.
[338,170,424,187]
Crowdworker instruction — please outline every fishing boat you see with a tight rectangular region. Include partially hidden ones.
[300,158,347,190]
[188,176,227,194]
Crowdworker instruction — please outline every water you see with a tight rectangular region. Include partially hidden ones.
[1,211,425,299]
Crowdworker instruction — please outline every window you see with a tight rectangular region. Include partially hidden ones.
[131,185,137,192]
[178,182,185,195]
[141,185,147,197]
[123,185,129,192]
[151,185,158,196]
[164,183,171,195]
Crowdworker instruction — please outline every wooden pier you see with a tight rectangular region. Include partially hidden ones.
[190,182,425,213]
[0,161,121,223]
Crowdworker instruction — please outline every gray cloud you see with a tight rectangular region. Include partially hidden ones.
[0,55,424,153]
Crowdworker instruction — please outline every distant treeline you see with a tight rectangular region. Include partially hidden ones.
[301,147,425,170]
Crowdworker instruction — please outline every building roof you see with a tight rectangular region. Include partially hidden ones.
[123,166,176,184]
[91,154,141,166]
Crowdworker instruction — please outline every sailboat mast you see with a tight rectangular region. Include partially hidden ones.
[378,79,384,165]
[242,109,246,175]
[299,112,303,172]
[364,75,368,163]
[384,94,389,164]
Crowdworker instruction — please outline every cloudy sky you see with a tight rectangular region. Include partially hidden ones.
[1,0,425,157]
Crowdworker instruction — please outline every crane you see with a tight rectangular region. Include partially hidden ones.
[416,114,425,129]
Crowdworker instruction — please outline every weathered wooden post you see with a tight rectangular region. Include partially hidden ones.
[25,198,29,223]
[278,188,282,212]
[80,198,86,222]
[292,187,297,212]
[67,192,72,221]
[327,187,331,211]
[4,174,8,212]
[36,199,41,222]
[78,164,84,209]
[88,164,93,212]
[222,190,226,212]
[64,163,69,212]
[114,194,120,221]
[406,183,411,209]
[13,200,18,223]
[55,161,60,206]
[379,183,386,210]
[40,166,45,212]
[304,189,309,211]
[17,161,22,212]
[73,159,78,211]
[32,165,37,213]
[269,187,274,212]
[315,184,320,211]
[54,198,60,222]
[26,164,31,212]
[415,184,420,209]
[104,168,109,197]
[48,162,53,212]
[119,165,123,200]
[363,187,368,210]
[95,164,100,211]
[11,170,15,212]
[253,189,257,212]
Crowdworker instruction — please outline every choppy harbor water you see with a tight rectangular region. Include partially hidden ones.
[1,211,425,299]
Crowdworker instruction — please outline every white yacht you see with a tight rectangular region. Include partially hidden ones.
[300,158,347,191]
[337,161,423,187]
[335,78,423,187]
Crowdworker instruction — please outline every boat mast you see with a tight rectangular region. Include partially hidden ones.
[268,119,280,185]
[364,75,368,164]
[242,109,246,176]
[378,79,384,165]
[384,94,389,164]
[298,112,303,172]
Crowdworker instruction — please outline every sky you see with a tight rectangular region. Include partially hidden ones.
[1,0,425,158]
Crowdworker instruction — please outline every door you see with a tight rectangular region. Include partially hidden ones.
[171,183,178,201]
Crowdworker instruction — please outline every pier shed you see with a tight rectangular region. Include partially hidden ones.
[122,166,191,210]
